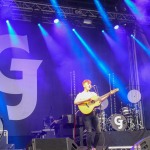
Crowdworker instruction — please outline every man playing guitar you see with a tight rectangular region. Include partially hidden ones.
[74,79,100,150]
[74,79,119,150]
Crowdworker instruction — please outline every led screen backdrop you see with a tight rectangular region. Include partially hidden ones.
[0,21,149,137]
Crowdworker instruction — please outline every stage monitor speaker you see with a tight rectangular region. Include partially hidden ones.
[131,136,150,150]
[31,137,79,150]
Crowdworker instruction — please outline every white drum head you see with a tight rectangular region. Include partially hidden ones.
[109,114,127,131]
[100,99,109,110]
[127,89,141,103]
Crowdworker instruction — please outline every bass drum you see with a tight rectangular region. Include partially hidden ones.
[108,114,127,131]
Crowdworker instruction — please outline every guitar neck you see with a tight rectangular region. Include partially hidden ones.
[98,92,111,102]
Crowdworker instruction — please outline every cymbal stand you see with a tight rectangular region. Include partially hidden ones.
[126,116,135,131]
[99,110,107,132]
[134,111,144,130]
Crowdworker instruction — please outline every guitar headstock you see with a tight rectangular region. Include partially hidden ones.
[110,88,119,94]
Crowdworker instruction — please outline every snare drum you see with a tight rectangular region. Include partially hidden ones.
[121,107,131,116]
[108,114,127,131]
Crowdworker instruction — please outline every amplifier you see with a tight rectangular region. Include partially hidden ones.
[31,137,79,150]
[42,128,55,138]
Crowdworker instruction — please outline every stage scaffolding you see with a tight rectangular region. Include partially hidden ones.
[0,0,147,27]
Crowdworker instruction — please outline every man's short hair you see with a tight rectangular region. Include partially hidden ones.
[82,79,91,86]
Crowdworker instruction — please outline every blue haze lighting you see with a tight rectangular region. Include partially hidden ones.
[73,30,127,100]
[124,0,142,17]
[133,37,150,56]
[50,0,66,27]
[50,0,64,19]
[38,24,48,36]
[6,20,15,35]
[50,0,82,60]
[73,30,108,73]
[94,0,115,36]
[6,20,19,45]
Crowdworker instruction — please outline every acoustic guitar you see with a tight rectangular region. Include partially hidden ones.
[78,88,119,114]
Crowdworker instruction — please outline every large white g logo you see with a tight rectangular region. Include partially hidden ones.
[0,35,42,120]
[114,116,123,129]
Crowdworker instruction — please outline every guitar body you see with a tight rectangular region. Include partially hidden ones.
[78,101,102,114]
[77,88,119,115]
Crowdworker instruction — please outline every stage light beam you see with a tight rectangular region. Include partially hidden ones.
[73,30,127,101]
[94,0,116,37]
[6,20,19,45]
[132,36,150,56]
[124,0,143,20]
[38,24,48,36]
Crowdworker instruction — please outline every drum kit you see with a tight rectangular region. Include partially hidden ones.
[98,106,142,132]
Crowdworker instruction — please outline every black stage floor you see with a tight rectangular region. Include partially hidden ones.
[97,129,150,146]
[8,129,150,149]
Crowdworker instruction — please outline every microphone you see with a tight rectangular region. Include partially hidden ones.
[90,85,96,88]
[91,85,99,95]
[91,85,96,87]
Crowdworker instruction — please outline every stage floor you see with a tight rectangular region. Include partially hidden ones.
[76,129,150,147]
[8,129,150,149]
[97,129,150,146]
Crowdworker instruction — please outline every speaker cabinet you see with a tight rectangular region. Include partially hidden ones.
[0,130,8,149]
[31,137,79,150]
[132,136,150,150]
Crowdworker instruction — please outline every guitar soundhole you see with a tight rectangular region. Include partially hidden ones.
[91,100,95,104]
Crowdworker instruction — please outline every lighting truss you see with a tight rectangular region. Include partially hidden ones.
[0,0,149,27]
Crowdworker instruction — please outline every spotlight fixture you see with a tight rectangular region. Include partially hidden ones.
[83,19,92,25]
[114,25,119,30]
[6,20,9,23]
[123,23,127,26]
[102,30,105,33]
[54,19,59,24]
[72,28,75,31]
